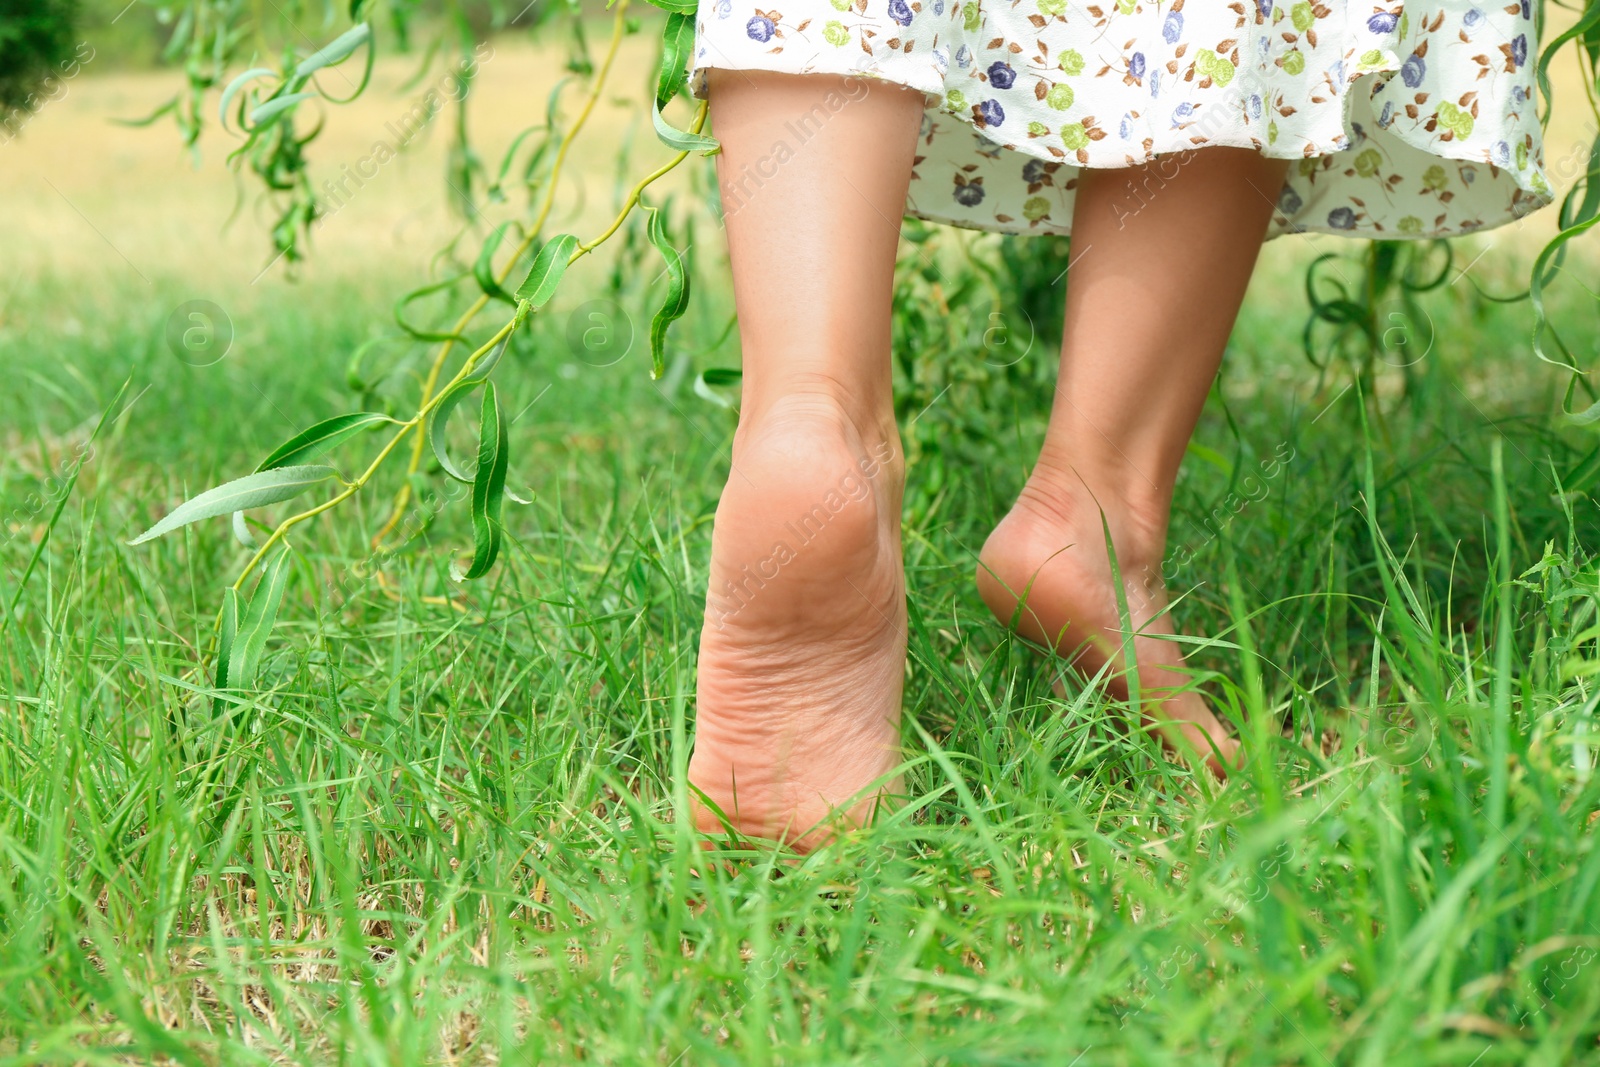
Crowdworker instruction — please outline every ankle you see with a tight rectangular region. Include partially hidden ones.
[1011,456,1169,570]
[706,393,903,634]
[977,461,1173,633]
[735,392,899,481]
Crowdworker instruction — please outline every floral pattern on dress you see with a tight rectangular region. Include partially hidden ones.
[690,0,1551,238]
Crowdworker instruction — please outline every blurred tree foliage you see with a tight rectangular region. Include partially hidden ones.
[0,0,78,116]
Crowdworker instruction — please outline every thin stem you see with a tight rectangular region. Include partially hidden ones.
[371,0,633,548]
[232,323,513,590]
[230,27,709,596]
[575,101,710,258]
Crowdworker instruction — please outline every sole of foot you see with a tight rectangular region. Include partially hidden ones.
[689,396,908,852]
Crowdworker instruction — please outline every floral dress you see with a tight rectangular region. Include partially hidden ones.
[690,0,1552,238]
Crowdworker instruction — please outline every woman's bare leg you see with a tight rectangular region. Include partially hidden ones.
[689,70,923,850]
[978,148,1291,774]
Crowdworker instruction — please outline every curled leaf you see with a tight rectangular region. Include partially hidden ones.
[652,103,720,154]
[219,67,279,129]
[427,338,509,482]
[454,383,510,581]
[644,204,691,380]
[430,382,483,483]
[113,97,180,128]
[652,12,719,153]
[248,91,319,128]
[395,273,470,342]
[294,23,372,80]
[474,221,522,305]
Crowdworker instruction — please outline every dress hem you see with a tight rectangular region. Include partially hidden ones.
[689,19,1553,241]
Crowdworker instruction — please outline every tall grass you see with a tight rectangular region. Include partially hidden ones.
[1,223,1598,1061]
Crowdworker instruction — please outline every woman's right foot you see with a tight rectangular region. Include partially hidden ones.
[976,459,1238,775]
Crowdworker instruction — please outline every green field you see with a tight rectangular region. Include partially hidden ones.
[4,25,1600,1065]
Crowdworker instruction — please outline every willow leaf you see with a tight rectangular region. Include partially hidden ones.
[474,221,521,305]
[219,68,278,129]
[644,205,691,379]
[227,547,292,689]
[256,412,394,472]
[427,338,509,482]
[456,383,509,581]
[129,465,337,545]
[652,103,719,154]
[655,12,694,108]
[248,91,318,127]
[294,23,372,80]
[514,234,579,309]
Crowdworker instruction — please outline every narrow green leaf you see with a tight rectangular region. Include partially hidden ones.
[1531,208,1600,375]
[256,412,394,471]
[469,335,509,381]
[395,273,470,342]
[644,205,691,379]
[643,0,696,12]
[1567,394,1600,426]
[655,12,694,110]
[428,338,509,482]
[693,369,741,409]
[429,382,482,483]
[652,103,720,154]
[232,511,257,547]
[1536,4,1600,126]
[218,67,278,129]
[212,587,240,711]
[345,334,402,391]
[315,27,378,106]
[293,23,372,80]
[650,10,718,153]
[128,465,337,545]
[248,91,319,128]
[474,221,521,305]
[491,122,547,197]
[112,97,180,128]
[456,383,510,581]
[227,548,293,690]
[699,367,742,387]
[514,234,579,309]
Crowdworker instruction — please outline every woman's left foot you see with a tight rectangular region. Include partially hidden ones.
[976,458,1238,775]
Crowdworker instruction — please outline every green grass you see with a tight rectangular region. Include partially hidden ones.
[2,223,1600,1065]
